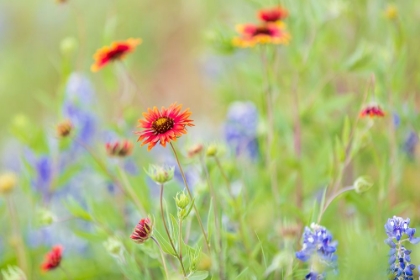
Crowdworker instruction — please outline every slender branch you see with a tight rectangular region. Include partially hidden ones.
[213,155,250,253]
[199,154,225,280]
[260,46,280,205]
[151,236,170,280]
[6,196,29,275]
[159,184,187,277]
[317,185,355,223]
[116,164,146,215]
[169,143,211,253]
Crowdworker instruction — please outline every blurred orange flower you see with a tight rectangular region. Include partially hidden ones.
[360,105,385,118]
[258,6,288,23]
[105,140,133,157]
[232,23,290,48]
[91,38,141,72]
[136,103,194,151]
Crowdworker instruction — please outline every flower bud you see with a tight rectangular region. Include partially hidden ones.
[130,218,153,244]
[60,37,77,55]
[38,209,55,226]
[145,165,174,184]
[105,140,133,157]
[175,191,190,210]
[206,144,218,157]
[56,119,73,138]
[1,265,27,280]
[354,176,373,193]
[0,172,17,194]
[103,237,124,256]
[187,144,203,158]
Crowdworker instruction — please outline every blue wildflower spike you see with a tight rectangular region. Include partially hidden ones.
[296,223,338,278]
[386,216,419,279]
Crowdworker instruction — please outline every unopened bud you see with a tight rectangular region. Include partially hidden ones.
[38,209,55,226]
[103,237,124,256]
[187,144,203,158]
[60,37,77,55]
[175,191,190,210]
[206,145,218,157]
[145,165,174,184]
[354,176,373,193]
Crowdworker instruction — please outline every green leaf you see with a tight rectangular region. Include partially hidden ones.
[153,230,176,256]
[65,197,92,221]
[187,271,209,280]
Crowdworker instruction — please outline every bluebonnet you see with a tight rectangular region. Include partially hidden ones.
[62,72,97,144]
[385,216,420,279]
[224,101,259,159]
[403,131,418,158]
[296,223,338,279]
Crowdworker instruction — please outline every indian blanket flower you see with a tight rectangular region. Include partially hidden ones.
[385,216,420,279]
[130,218,153,244]
[296,223,338,279]
[136,103,194,151]
[105,140,133,157]
[359,105,385,118]
[258,6,288,23]
[91,38,142,72]
[56,119,73,138]
[41,245,63,271]
[232,22,290,48]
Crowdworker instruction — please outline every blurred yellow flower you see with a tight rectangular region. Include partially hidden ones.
[384,4,398,20]
[0,173,17,194]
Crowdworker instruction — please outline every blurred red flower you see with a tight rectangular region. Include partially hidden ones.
[41,245,63,272]
[91,38,141,72]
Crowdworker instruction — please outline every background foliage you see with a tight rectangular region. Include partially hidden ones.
[1,0,420,279]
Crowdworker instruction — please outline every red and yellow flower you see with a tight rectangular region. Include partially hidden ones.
[360,105,386,118]
[105,140,133,157]
[136,103,194,151]
[91,38,142,72]
[232,23,290,48]
[130,218,153,244]
[258,6,288,23]
[41,245,63,272]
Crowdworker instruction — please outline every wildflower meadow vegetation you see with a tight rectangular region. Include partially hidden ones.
[1,1,420,279]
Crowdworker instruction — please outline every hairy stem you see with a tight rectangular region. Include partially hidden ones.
[170,143,211,253]
[151,236,170,280]
[159,184,187,277]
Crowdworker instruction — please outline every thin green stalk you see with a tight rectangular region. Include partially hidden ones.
[59,266,72,280]
[6,196,29,276]
[213,155,250,253]
[169,143,211,253]
[199,154,224,280]
[260,46,280,205]
[151,236,170,280]
[159,184,187,277]
[116,164,146,215]
[317,185,355,223]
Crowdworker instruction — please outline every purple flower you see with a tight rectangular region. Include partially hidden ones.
[385,216,420,244]
[385,216,420,279]
[296,223,337,277]
[224,101,259,159]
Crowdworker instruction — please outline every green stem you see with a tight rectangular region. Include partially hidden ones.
[213,155,250,253]
[6,196,29,275]
[117,164,146,215]
[151,236,170,280]
[169,143,211,253]
[317,185,355,223]
[159,184,187,277]
[200,154,224,279]
[260,46,280,205]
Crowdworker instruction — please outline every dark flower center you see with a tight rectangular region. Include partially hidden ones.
[253,27,272,37]
[152,117,175,134]
[106,45,130,60]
